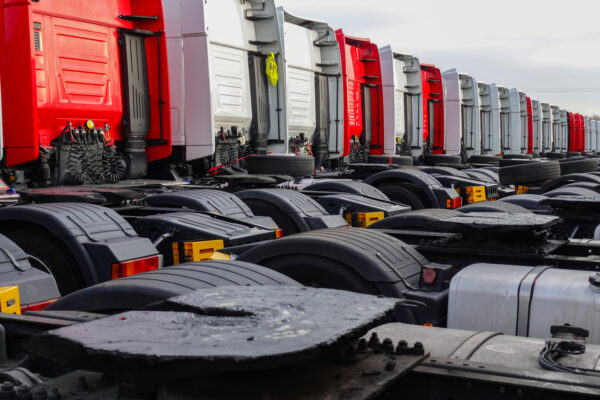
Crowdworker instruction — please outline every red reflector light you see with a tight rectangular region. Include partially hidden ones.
[112,256,160,280]
[422,268,437,285]
[21,298,58,313]
[447,197,462,209]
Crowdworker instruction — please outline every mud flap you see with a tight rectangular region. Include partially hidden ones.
[0,203,159,286]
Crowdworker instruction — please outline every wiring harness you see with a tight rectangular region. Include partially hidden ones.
[538,325,600,376]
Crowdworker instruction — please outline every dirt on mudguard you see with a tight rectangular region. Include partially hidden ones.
[27,286,402,383]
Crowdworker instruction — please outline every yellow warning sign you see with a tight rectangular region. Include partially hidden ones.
[266,52,278,86]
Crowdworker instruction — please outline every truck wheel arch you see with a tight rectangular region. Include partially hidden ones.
[364,169,442,208]
[0,203,158,293]
[238,227,429,322]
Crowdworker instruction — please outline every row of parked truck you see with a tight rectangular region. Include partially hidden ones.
[1,0,597,188]
[0,0,599,398]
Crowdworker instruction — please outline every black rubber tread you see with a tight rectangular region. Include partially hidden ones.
[303,179,389,200]
[503,154,533,160]
[545,152,566,159]
[559,158,599,176]
[458,201,532,214]
[468,155,501,164]
[498,158,535,167]
[367,155,413,166]
[238,227,425,299]
[48,261,300,313]
[567,152,582,158]
[498,161,560,185]
[544,187,600,198]
[420,166,469,178]
[376,183,425,210]
[423,154,462,165]
[246,155,315,177]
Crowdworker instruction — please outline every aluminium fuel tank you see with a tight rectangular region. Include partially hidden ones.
[448,263,600,344]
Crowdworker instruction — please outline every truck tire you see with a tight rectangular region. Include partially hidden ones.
[423,154,461,165]
[376,183,425,209]
[503,154,532,160]
[236,189,341,235]
[238,228,425,318]
[468,155,500,164]
[498,161,560,185]
[498,158,534,167]
[48,261,300,313]
[545,152,566,159]
[559,158,599,175]
[3,227,83,295]
[367,155,413,166]
[246,155,315,177]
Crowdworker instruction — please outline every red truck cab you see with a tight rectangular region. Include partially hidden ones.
[420,64,444,154]
[1,0,171,185]
[568,112,585,152]
[526,96,534,154]
[335,30,384,160]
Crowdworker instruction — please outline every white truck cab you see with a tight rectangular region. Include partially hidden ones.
[163,0,281,167]
[559,109,569,152]
[380,47,424,158]
[531,100,542,155]
[498,87,521,155]
[595,120,600,152]
[441,69,480,158]
[584,117,591,151]
[276,8,344,165]
[518,92,529,154]
[591,119,597,153]
[541,103,552,153]
[477,82,501,156]
[550,106,561,152]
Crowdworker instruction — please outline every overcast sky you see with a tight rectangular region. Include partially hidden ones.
[276,0,600,115]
